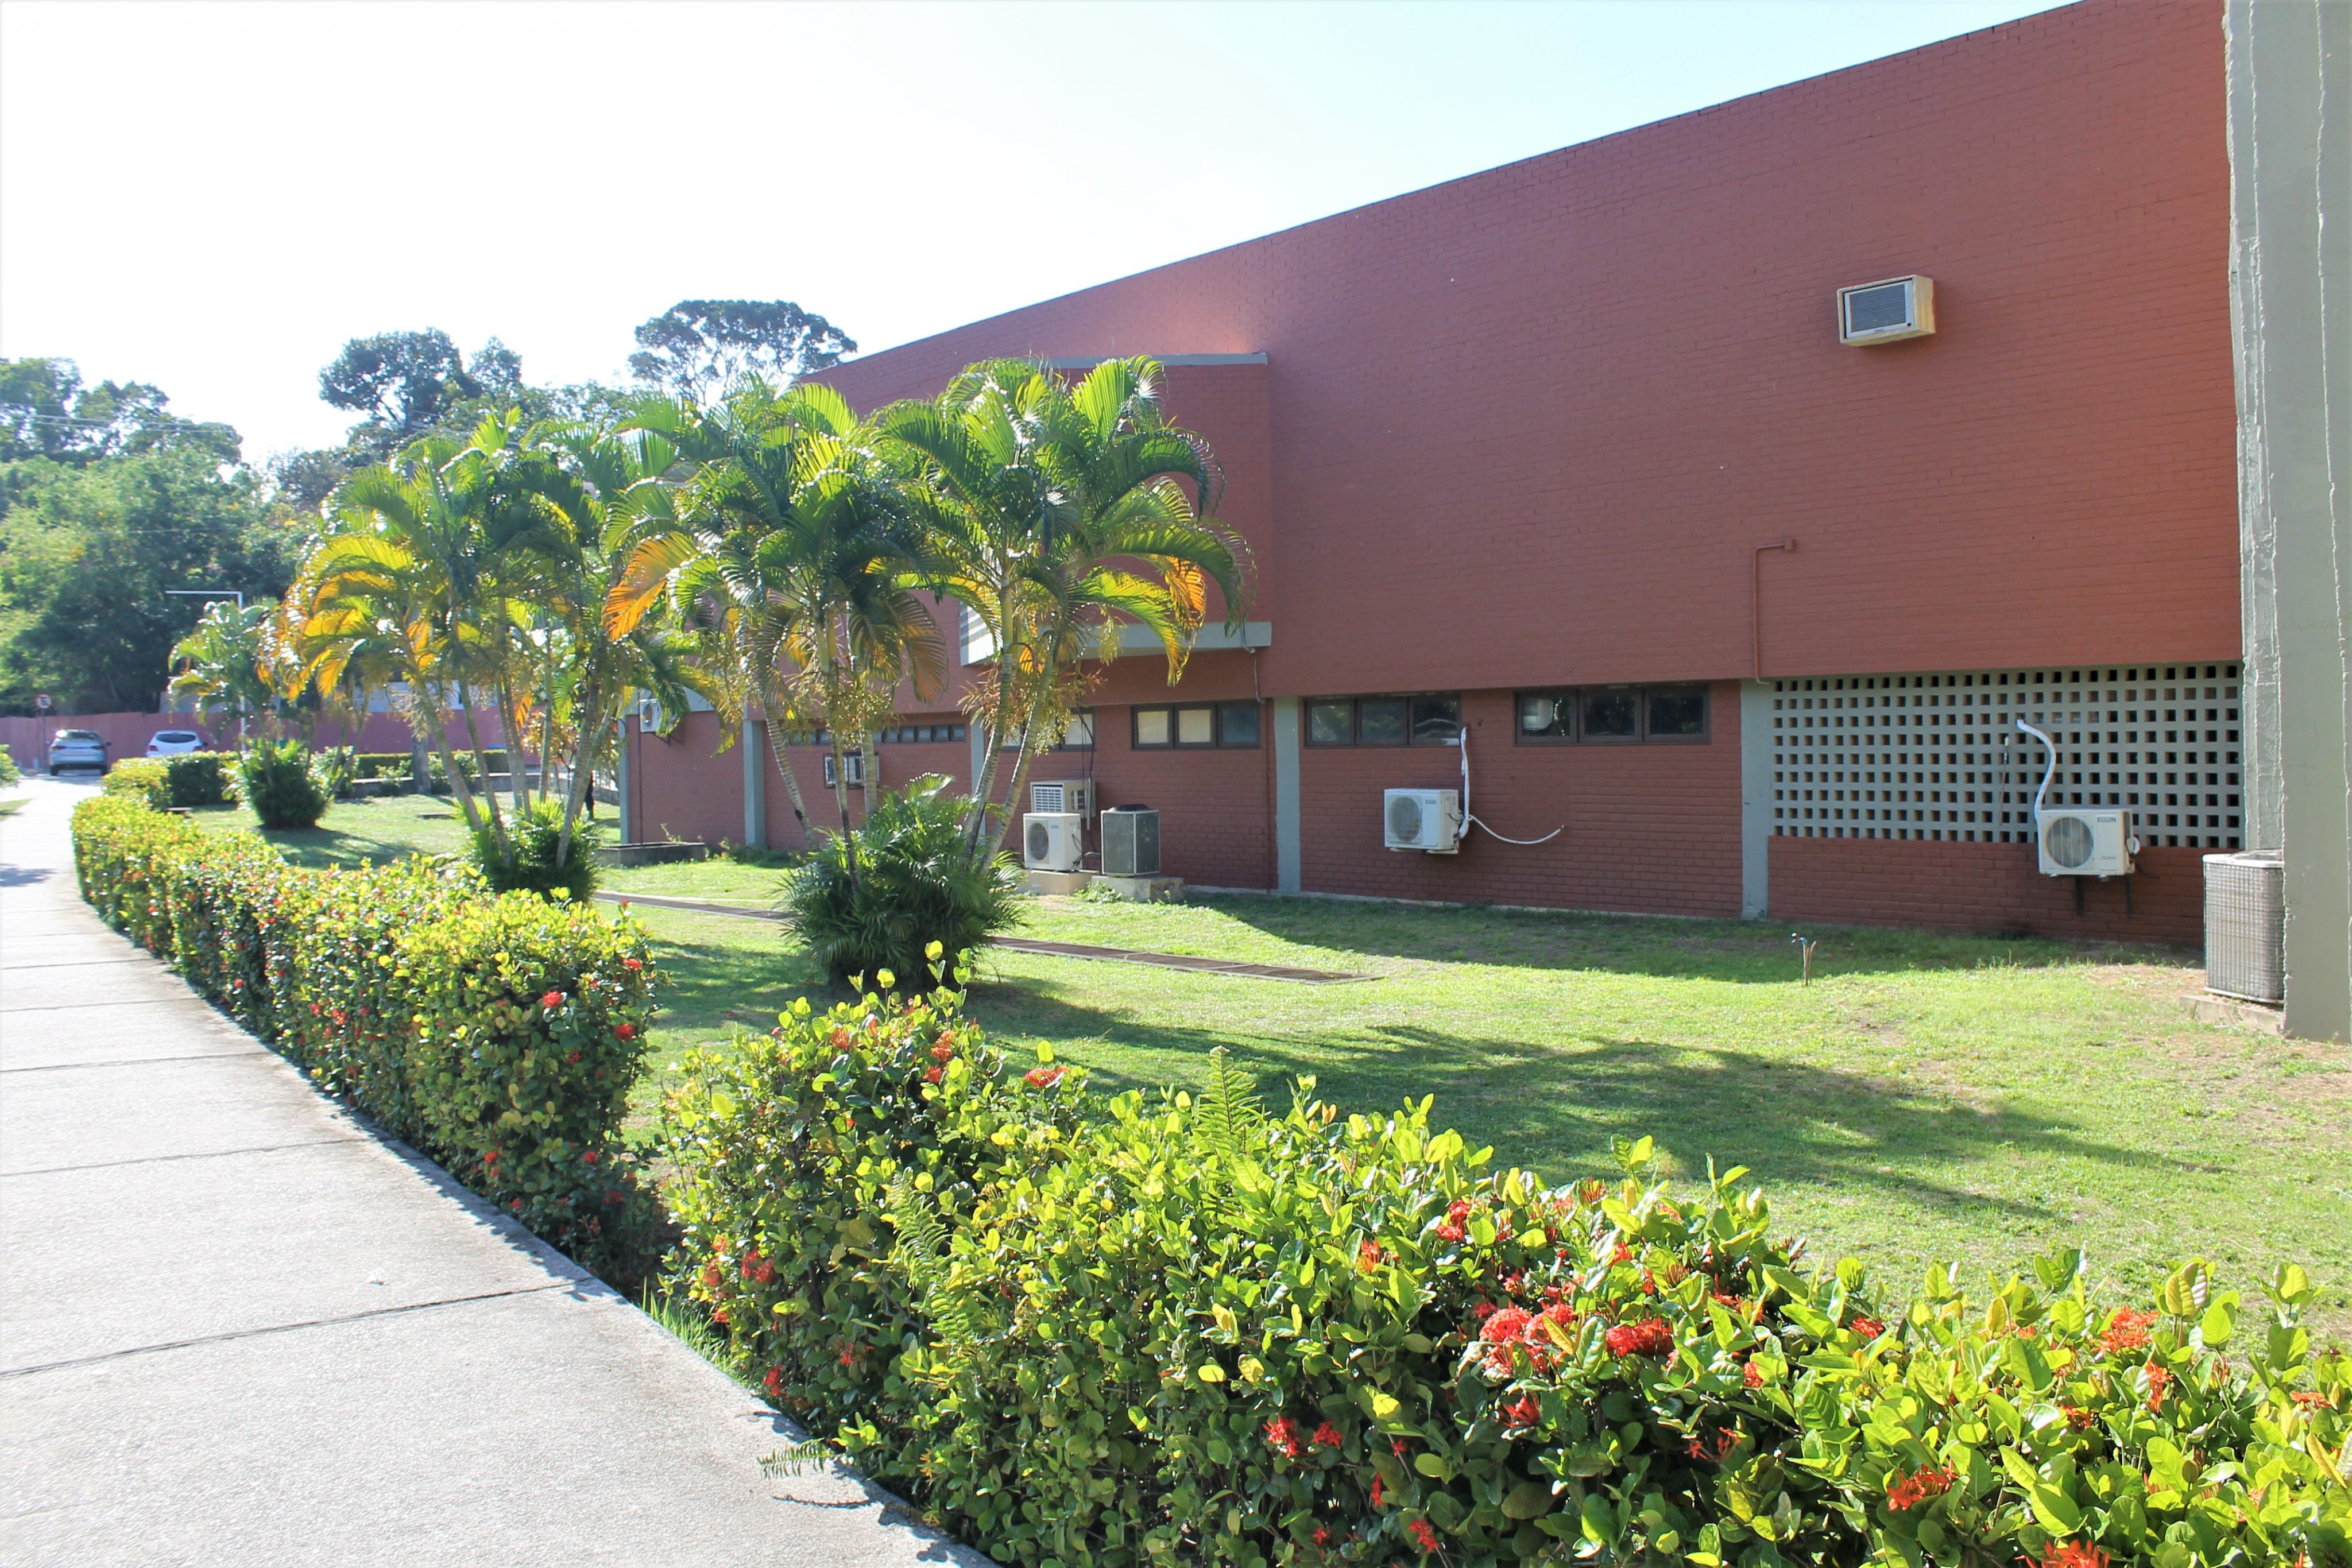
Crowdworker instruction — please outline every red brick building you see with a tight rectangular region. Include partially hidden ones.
[622,0,2241,945]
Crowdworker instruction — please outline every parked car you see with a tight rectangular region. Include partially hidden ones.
[48,729,108,773]
[147,730,204,757]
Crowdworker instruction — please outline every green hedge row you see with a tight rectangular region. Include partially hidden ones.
[663,977,2349,1568]
[71,793,660,1275]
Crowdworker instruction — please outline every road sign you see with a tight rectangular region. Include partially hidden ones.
[34,693,51,712]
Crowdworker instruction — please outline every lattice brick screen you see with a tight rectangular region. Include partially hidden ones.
[1769,661,2241,850]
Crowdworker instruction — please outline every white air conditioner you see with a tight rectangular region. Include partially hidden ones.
[1031,779,1093,822]
[2037,809,2137,877]
[1838,274,1936,345]
[822,752,866,788]
[1023,812,1084,872]
[1384,788,1461,854]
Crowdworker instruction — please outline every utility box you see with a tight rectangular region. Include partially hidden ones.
[2204,851,2285,1003]
[1101,806,1160,877]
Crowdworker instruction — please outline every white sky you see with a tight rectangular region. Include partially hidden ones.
[2,0,2058,462]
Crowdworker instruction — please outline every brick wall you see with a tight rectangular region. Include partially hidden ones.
[1770,837,2206,946]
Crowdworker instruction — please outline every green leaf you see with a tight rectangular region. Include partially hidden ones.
[2198,1299,2235,1348]
[1503,1481,1557,1519]
[2028,1481,2083,1535]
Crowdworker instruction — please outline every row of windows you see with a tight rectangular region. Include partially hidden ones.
[1133,703,1261,749]
[1517,687,1708,743]
[791,723,969,747]
[1307,695,1464,746]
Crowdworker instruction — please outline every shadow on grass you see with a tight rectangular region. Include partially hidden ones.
[1183,892,2192,985]
[970,974,2183,1222]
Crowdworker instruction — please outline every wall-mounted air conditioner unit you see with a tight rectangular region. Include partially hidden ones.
[1101,806,1160,876]
[1031,779,1093,822]
[1838,275,1936,344]
[822,752,866,788]
[2037,808,2136,878]
[1023,812,1084,872]
[1384,788,1461,854]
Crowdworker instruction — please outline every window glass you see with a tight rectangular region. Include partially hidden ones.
[1356,698,1407,745]
[1307,702,1353,745]
[1054,710,1096,749]
[1217,702,1260,747]
[1583,690,1638,738]
[1517,692,1572,740]
[1646,687,1707,738]
[1176,707,1215,745]
[1134,708,1171,746]
[1410,694,1463,744]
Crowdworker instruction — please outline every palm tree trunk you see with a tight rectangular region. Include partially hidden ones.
[759,682,817,849]
[554,679,604,868]
[458,692,512,865]
[961,589,1018,855]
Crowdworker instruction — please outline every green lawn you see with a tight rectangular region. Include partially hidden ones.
[192,793,2352,1334]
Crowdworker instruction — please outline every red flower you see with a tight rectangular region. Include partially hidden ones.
[582,1149,598,1164]
[923,1064,943,1085]
[2039,1544,2110,1568]
[1482,1307,1534,1344]
[762,1366,783,1395]
[1743,1360,1764,1389]
[2101,1308,2157,1354]
[541,990,564,1009]
[1023,1065,1063,1088]
[622,957,642,971]
[1686,1429,1740,1463]
[1264,1417,1305,1458]
[1311,1526,1332,1547]
[1357,1240,1384,1272]
[1500,1393,1540,1428]
[1446,1199,1473,1221]
[1407,1518,1439,1554]
[1886,1463,1955,1511]
[1611,1242,1633,1265]
[616,1023,636,1040]
[838,1348,857,1367]
[1471,1301,1498,1323]
[1850,1316,1885,1339]
[566,1051,582,1064]
[509,1198,523,1212]
[713,1307,728,1325]
[1436,1222,1466,1243]
[1391,1439,1410,1457]
[2061,1404,2096,1430]
[1370,1476,1385,1509]
[932,1037,956,1062]
[1312,1422,1344,1449]
[1604,1318,1674,1358]
[2144,1361,2172,1411]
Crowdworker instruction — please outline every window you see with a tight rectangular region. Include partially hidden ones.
[1131,702,1260,749]
[1514,686,1710,744]
[877,722,969,745]
[998,709,1094,750]
[1302,695,1463,746]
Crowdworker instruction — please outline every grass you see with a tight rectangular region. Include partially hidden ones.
[189,793,2352,1334]
[0,796,24,818]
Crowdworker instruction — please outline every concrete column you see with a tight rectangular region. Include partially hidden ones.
[1272,696,1302,893]
[742,720,767,849]
[2227,0,2350,1042]
[614,715,633,846]
[1739,679,1776,918]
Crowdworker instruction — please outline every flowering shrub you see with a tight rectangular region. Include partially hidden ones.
[238,738,327,828]
[70,792,661,1277]
[102,757,171,808]
[163,750,232,807]
[663,982,2349,1568]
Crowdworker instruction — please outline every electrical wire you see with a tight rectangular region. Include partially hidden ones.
[1456,727,1563,846]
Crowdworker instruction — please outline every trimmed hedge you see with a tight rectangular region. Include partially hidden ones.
[163,750,233,807]
[71,793,662,1276]
[665,979,2350,1568]
[103,758,171,809]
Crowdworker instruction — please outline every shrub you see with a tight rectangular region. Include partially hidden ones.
[0,744,20,786]
[471,797,601,901]
[103,757,172,809]
[664,985,2350,1568]
[310,745,357,800]
[70,792,662,1279]
[238,739,327,828]
[780,774,1020,984]
[163,750,232,808]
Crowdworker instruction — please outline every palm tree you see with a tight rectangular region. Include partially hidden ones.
[168,598,275,740]
[605,381,943,880]
[873,356,1251,857]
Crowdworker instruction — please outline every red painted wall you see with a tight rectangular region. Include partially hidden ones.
[1771,838,2206,946]
[817,0,2237,694]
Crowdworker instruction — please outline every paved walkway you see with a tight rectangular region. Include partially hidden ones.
[0,779,972,1567]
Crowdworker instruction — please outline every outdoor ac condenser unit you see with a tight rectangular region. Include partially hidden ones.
[1838,275,1935,344]
[1384,788,1461,854]
[1101,806,1160,877]
[2036,809,2137,878]
[2204,850,2284,1003]
[1023,812,1084,872]
[1031,779,1093,821]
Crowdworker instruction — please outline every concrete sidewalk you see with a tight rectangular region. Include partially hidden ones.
[0,779,970,1567]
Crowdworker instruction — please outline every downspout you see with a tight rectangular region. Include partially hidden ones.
[1752,539,1796,679]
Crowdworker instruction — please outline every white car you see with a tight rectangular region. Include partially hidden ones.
[147,730,204,757]
[48,729,108,773]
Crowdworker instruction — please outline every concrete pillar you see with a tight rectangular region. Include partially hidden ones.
[742,720,767,849]
[614,715,633,846]
[1272,697,1302,893]
[2227,0,2350,1041]
[1739,679,1776,917]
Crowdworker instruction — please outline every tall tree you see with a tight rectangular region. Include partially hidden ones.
[875,357,1251,857]
[167,598,275,731]
[1,358,240,466]
[627,301,854,405]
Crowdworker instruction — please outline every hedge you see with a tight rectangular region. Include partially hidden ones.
[664,977,2350,1568]
[71,792,661,1276]
[163,750,232,807]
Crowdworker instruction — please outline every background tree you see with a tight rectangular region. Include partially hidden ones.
[317,329,485,445]
[168,598,276,731]
[2,357,240,466]
[627,300,855,405]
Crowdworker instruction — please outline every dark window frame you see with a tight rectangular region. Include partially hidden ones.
[1512,684,1712,745]
[1130,701,1260,750]
[1301,694,1465,748]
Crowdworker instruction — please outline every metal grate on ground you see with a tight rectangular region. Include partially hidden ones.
[1769,660,2242,850]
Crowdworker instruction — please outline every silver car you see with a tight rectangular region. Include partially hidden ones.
[48,729,108,773]
[147,729,204,757]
